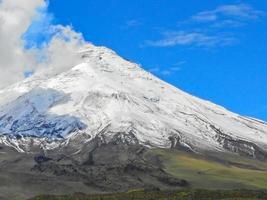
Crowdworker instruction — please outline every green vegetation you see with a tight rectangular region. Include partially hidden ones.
[28,149,267,199]
[150,149,267,189]
[29,189,267,200]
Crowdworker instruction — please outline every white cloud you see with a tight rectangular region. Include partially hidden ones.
[149,67,171,76]
[169,67,181,72]
[192,12,217,22]
[148,67,160,73]
[126,19,142,27]
[161,70,171,76]
[0,0,87,89]
[34,25,86,76]
[211,20,244,28]
[148,61,185,76]
[145,31,237,47]
[216,4,264,19]
[144,4,264,49]
[192,4,264,22]
[174,61,186,66]
[0,0,45,88]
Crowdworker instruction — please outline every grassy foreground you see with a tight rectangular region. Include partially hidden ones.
[150,149,267,190]
[29,189,267,200]
[29,149,267,199]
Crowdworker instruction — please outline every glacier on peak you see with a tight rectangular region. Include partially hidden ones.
[0,88,86,138]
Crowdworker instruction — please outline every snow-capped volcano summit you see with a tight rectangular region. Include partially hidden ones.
[0,44,267,158]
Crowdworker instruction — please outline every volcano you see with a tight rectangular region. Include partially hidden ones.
[0,44,267,200]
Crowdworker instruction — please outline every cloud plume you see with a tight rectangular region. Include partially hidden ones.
[0,0,86,89]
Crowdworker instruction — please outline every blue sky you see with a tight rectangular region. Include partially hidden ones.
[44,0,267,120]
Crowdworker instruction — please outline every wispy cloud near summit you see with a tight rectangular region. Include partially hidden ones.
[0,0,86,89]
